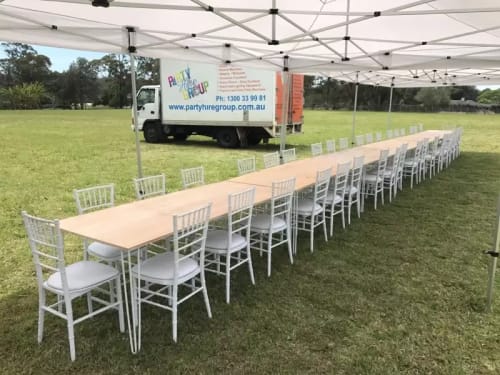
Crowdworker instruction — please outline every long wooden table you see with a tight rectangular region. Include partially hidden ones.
[58,129,449,354]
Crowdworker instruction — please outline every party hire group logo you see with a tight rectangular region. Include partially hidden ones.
[167,66,209,100]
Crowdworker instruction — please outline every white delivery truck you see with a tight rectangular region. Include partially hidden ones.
[132,59,304,148]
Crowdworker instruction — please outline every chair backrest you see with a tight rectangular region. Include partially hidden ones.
[133,174,166,200]
[73,183,114,214]
[172,203,212,279]
[393,128,400,137]
[409,125,417,134]
[398,143,408,171]
[400,128,406,136]
[227,187,256,247]
[365,133,373,144]
[338,137,349,150]
[333,161,351,198]
[418,123,424,132]
[181,166,205,189]
[270,177,296,226]
[282,148,296,163]
[355,135,364,146]
[387,129,394,138]
[413,140,424,161]
[263,151,280,169]
[325,139,336,153]
[350,155,365,191]
[389,147,401,177]
[237,157,256,176]
[420,138,430,161]
[311,142,323,156]
[375,132,382,142]
[22,211,67,293]
[313,167,332,208]
[429,136,439,154]
[375,149,390,180]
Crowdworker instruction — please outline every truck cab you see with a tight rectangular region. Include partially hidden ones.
[132,85,164,143]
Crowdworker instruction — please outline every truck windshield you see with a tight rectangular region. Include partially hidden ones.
[137,88,155,108]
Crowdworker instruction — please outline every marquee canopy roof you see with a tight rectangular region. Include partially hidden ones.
[2,0,500,87]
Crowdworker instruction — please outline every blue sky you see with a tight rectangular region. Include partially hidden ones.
[0,44,106,72]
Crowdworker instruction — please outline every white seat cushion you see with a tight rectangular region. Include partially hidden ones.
[345,186,358,196]
[132,252,199,285]
[250,214,287,233]
[205,230,247,253]
[46,261,119,292]
[364,174,382,183]
[88,241,122,261]
[404,159,418,166]
[296,198,323,216]
[325,191,343,205]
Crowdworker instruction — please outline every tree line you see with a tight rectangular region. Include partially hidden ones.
[0,43,158,109]
[1,42,499,111]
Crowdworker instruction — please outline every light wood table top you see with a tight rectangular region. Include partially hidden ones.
[60,181,271,251]
[60,130,450,251]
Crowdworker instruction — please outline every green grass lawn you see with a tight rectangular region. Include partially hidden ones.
[0,109,499,374]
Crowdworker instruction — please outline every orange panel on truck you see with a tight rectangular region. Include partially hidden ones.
[275,73,304,125]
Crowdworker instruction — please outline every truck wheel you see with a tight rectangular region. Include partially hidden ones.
[144,123,165,143]
[174,133,189,141]
[247,133,263,146]
[216,128,240,148]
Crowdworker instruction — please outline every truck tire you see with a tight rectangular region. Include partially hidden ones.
[216,128,240,148]
[174,133,189,141]
[144,123,165,143]
[247,133,263,146]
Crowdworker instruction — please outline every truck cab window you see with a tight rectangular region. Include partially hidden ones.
[137,88,155,108]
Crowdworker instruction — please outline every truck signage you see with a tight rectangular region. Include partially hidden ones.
[161,59,275,122]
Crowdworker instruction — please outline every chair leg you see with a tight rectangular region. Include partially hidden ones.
[247,246,255,285]
[87,292,93,314]
[115,277,125,333]
[200,271,212,319]
[341,208,345,229]
[286,227,293,265]
[38,291,46,343]
[310,221,314,253]
[225,255,231,304]
[356,195,361,218]
[267,237,272,277]
[65,300,76,361]
[322,214,328,242]
[329,208,334,237]
[347,201,352,225]
[172,285,178,342]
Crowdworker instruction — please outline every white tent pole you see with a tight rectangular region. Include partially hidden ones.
[387,77,395,130]
[486,195,500,312]
[351,72,359,146]
[279,56,290,163]
[127,27,143,178]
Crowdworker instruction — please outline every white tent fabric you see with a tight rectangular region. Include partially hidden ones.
[2,0,500,86]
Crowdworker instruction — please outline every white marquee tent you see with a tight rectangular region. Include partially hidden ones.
[2,0,500,174]
[2,0,500,86]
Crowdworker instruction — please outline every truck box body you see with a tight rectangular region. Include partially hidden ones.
[134,58,303,147]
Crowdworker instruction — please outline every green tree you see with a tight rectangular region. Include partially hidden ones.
[97,54,131,108]
[62,58,99,109]
[477,88,500,104]
[414,87,450,109]
[0,82,46,109]
[136,56,160,86]
[0,43,52,87]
